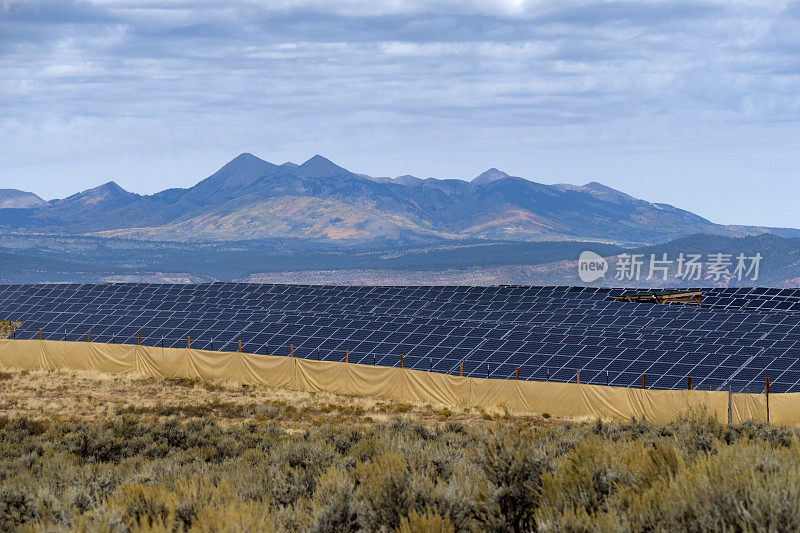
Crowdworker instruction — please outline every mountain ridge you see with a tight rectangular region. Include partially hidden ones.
[2,153,798,245]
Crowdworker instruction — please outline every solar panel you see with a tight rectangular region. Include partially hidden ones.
[3,283,800,392]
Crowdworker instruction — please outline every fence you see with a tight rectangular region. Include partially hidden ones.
[0,338,793,425]
[18,326,780,394]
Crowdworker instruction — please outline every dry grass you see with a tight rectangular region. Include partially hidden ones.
[0,367,556,431]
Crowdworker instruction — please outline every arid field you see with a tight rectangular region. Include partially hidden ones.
[0,368,531,431]
[1,367,800,532]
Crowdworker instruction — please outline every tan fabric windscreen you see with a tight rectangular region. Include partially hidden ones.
[0,339,782,424]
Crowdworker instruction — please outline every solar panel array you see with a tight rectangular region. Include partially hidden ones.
[1,283,800,393]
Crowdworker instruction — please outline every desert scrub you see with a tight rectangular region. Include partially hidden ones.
[0,412,799,531]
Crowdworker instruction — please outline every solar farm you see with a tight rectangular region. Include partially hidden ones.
[2,283,800,393]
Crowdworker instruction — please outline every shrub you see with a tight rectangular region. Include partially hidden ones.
[0,415,50,441]
[668,410,724,457]
[3,400,800,532]
[538,437,642,520]
[308,467,358,533]
[396,508,456,533]
[475,430,550,532]
[355,449,412,530]
[110,483,170,529]
[0,486,38,530]
[627,441,800,531]
[405,471,478,531]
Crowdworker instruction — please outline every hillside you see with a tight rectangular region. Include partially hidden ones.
[623,233,800,287]
[0,248,135,284]
[522,233,800,288]
[2,231,800,287]
[3,153,795,245]
[243,233,800,287]
[0,234,623,284]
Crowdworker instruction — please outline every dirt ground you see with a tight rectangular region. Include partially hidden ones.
[0,367,559,431]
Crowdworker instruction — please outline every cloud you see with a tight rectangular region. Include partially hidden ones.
[3,1,792,117]
[1,0,800,227]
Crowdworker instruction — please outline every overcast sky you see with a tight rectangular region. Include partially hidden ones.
[2,0,799,226]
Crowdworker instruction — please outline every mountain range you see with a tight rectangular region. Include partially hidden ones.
[2,153,798,245]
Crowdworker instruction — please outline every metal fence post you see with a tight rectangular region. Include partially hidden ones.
[727,381,733,424]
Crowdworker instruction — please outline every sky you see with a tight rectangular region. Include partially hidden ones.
[1,0,799,227]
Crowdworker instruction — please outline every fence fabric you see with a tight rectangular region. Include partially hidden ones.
[0,339,780,424]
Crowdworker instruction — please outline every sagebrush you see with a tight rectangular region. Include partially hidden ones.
[1,410,799,531]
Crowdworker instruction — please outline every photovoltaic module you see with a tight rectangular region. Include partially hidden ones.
[1,283,799,393]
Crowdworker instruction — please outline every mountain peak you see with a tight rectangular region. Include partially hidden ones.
[195,153,279,191]
[579,181,634,201]
[296,155,352,178]
[218,152,272,172]
[583,181,615,192]
[96,180,125,191]
[54,180,139,208]
[301,154,337,168]
[74,181,134,199]
[0,189,45,209]
[393,175,424,186]
[472,168,512,185]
